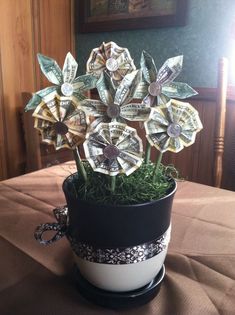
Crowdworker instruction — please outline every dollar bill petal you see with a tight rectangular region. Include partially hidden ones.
[64,108,88,137]
[114,70,141,106]
[25,86,58,112]
[81,99,107,117]
[162,82,198,99]
[73,91,86,101]
[34,117,53,131]
[64,131,85,148]
[120,103,151,121]
[32,99,57,123]
[133,81,149,99]
[140,51,157,84]
[73,74,98,92]
[157,94,170,106]
[96,72,115,105]
[25,94,42,112]
[143,94,156,107]
[62,52,78,83]
[37,53,63,85]
[157,55,183,86]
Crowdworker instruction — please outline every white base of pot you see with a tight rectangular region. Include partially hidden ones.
[74,247,168,292]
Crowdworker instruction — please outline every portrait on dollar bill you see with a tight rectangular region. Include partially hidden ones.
[77,0,188,33]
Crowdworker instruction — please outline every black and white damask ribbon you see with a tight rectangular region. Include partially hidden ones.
[69,226,171,265]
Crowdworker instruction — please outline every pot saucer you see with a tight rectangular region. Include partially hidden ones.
[74,264,165,309]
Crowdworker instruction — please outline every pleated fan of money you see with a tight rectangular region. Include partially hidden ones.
[25,41,203,204]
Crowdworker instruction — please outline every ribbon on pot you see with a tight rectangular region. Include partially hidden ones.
[34,206,68,245]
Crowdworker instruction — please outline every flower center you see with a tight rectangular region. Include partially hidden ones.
[103,144,120,160]
[53,121,68,135]
[61,82,74,96]
[148,82,162,96]
[167,123,182,138]
[107,104,120,118]
[106,58,118,72]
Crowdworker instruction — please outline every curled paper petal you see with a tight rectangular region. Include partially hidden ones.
[162,82,198,99]
[84,122,143,176]
[144,99,203,153]
[157,55,183,85]
[37,53,63,85]
[33,92,88,150]
[140,51,157,84]
[62,52,78,84]
[86,41,136,85]
[114,70,142,105]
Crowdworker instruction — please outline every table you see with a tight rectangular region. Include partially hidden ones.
[0,162,234,315]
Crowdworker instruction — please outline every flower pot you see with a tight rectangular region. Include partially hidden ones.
[35,174,176,306]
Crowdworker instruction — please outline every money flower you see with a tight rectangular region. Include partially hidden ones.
[25,52,97,111]
[82,70,150,127]
[144,99,203,153]
[32,92,88,150]
[83,122,143,176]
[136,51,198,106]
[86,41,136,85]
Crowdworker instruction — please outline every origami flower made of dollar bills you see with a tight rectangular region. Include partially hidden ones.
[25,52,97,111]
[83,122,143,176]
[86,41,136,85]
[144,99,203,153]
[82,70,150,128]
[134,51,198,107]
[32,91,88,150]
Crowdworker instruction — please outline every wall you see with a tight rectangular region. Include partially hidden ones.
[0,0,75,180]
[76,0,235,88]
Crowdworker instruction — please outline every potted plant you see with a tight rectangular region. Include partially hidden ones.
[26,42,202,309]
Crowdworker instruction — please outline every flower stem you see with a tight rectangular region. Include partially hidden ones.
[145,141,151,164]
[153,152,163,182]
[73,147,87,182]
[111,176,116,193]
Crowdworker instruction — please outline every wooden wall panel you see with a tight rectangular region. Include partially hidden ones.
[0,52,8,180]
[0,0,36,178]
[0,0,75,180]
[33,0,75,89]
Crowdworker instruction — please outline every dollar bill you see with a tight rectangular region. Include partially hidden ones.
[64,108,87,136]
[81,99,107,117]
[62,52,78,83]
[84,122,143,176]
[37,53,63,85]
[96,72,115,105]
[25,86,58,112]
[33,100,56,123]
[120,103,150,121]
[145,100,203,153]
[140,51,157,84]
[86,41,136,84]
[133,81,148,99]
[73,74,98,92]
[114,70,141,105]
[157,55,183,85]
[162,82,198,99]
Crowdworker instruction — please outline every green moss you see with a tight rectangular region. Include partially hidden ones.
[69,162,177,206]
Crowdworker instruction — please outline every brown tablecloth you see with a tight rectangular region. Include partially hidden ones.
[0,162,234,315]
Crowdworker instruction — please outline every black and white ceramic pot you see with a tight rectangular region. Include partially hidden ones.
[35,173,177,293]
